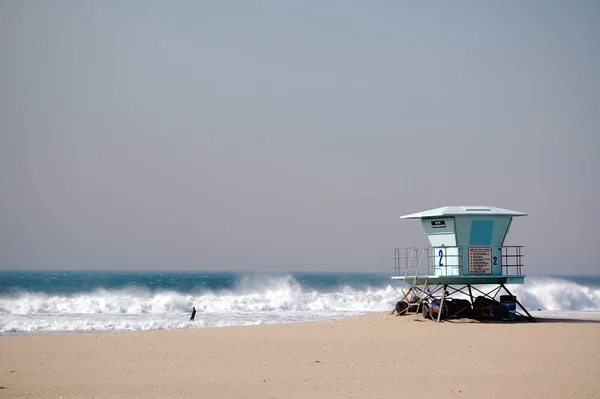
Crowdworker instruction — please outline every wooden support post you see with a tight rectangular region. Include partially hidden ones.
[400,286,413,302]
[437,284,448,323]
[467,285,474,305]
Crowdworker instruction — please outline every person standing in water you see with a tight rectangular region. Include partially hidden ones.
[190,307,196,321]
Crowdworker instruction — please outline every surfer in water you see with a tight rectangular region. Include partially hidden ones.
[190,307,196,321]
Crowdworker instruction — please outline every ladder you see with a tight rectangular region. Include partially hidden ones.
[394,248,428,315]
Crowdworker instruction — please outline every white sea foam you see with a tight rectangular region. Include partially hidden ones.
[511,278,600,311]
[1,275,598,334]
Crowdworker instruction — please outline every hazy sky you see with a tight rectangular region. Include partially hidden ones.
[1,1,598,274]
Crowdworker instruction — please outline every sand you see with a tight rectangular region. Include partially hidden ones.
[1,313,599,398]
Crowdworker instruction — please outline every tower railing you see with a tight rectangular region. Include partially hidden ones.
[501,246,524,275]
[393,246,524,277]
[393,247,418,277]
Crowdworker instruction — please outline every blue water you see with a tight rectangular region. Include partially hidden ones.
[1,271,599,335]
[0,271,391,295]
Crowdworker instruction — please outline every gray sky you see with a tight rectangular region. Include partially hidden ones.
[1,1,598,274]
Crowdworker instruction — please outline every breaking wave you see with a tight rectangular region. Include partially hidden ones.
[1,274,598,334]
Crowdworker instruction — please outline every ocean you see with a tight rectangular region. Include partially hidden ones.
[1,271,599,335]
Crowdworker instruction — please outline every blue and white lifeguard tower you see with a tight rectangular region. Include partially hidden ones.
[393,205,533,321]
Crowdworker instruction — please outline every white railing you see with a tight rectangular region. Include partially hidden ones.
[393,246,524,277]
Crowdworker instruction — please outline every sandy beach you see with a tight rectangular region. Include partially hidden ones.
[1,312,599,399]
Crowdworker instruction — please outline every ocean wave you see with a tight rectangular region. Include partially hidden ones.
[511,277,600,311]
[1,274,599,334]
[1,275,599,316]
[0,275,397,316]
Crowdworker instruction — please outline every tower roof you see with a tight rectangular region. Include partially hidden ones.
[400,206,527,219]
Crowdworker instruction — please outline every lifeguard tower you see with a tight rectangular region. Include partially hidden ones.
[393,206,534,322]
